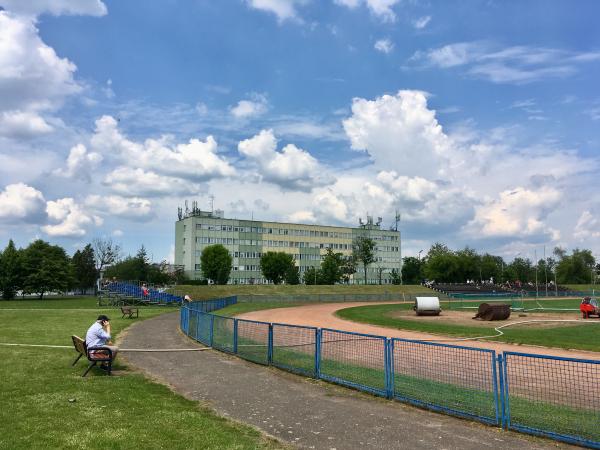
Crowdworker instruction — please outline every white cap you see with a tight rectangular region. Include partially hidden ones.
[184,295,191,301]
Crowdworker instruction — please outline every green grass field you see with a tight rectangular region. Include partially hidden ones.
[334,302,600,351]
[0,297,282,450]
[171,284,434,300]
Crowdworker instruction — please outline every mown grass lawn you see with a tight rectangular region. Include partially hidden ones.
[0,297,283,450]
[334,302,600,351]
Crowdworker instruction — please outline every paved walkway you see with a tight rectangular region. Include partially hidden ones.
[121,312,569,450]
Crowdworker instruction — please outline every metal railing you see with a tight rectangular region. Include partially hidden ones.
[180,298,599,449]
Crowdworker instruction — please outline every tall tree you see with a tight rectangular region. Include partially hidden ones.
[340,256,356,284]
[134,245,150,281]
[92,237,121,274]
[0,240,23,300]
[260,251,295,285]
[556,249,595,284]
[423,243,458,282]
[200,244,232,285]
[401,256,423,284]
[72,244,97,293]
[22,240,72,299]
[352,236,376,285]
[319,248,345,285]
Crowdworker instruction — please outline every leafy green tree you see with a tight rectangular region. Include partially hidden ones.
[260,251,295,285]
[200,244,232,285]
[303,266,320,285]
[0,240,23,300]
[423,243,459,282]
[147,261,175,285]
[389,268,402,285]
[455,247,480,282]
[401,256,422,284]
[104,257,142,281]
[134,245,150,281]
[556,249,595,284]
[284,264,300,285]
[504,257,533,283]
[320,248,345,285]
[72,244,97,294]
[480,254,503,282]
[352,236,376,285]
[340,256,356,284]
[22,240,72,299]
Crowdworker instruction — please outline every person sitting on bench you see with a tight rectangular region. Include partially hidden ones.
[86,315,118,368]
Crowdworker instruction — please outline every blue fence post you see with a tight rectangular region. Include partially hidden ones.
[233,319,238,354]
[385,338,394,399]
[492,352,501,427]
[209,315,215,347]
[315,328,321,379]
[502,353,511,429]
[267,323,273,365]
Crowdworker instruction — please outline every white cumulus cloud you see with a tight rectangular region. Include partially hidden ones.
[42,197,102,237]
[85,194,154,221]
[103,167,203,197]
[53,144,103,180]
[0,110,53,138]
[0,12,82,118]
[343,90,451,178]
[238,129,333,191]
[374,38,394,54]
[466,187,561,240]
[0,183,47,223]
[573,211,600,240]
[230,94,269,119]
[90,115,235,182]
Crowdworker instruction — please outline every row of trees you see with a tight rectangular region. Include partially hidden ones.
[0,238,185,300]
[401,243,599,285]
[198,236,380,285]
[0,239,92,300]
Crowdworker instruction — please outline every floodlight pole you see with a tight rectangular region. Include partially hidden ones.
[533,249,539,298]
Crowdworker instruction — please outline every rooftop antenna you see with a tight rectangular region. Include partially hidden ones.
[209,195,215,213]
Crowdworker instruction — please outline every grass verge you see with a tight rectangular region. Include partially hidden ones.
[0,297,283,450]
[171,284,434,301]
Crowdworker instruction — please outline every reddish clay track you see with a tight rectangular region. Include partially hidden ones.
[238,302,600,360]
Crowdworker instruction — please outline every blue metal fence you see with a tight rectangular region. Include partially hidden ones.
[179,299,600,449]
[503,351,600,448]
[392,338,499,425]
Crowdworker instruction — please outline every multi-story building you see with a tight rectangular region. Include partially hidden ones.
[175,207,401,284]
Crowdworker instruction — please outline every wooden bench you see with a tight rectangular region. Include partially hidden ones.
[121,306,139,319]
[71,335,115,376]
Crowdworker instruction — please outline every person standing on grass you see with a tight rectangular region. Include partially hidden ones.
[86,315,119,365]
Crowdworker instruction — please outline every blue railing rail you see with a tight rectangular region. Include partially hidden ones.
[180,298,600,449]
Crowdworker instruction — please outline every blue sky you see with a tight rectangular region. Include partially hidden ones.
[0,0,599,263]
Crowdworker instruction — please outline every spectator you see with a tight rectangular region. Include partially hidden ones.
[85,315,118,367]
[142,283,149,297]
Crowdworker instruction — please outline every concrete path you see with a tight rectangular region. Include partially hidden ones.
[121,312,569,450]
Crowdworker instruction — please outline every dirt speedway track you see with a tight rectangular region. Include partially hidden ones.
[237,302,600,360]
[239,302,600,411]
